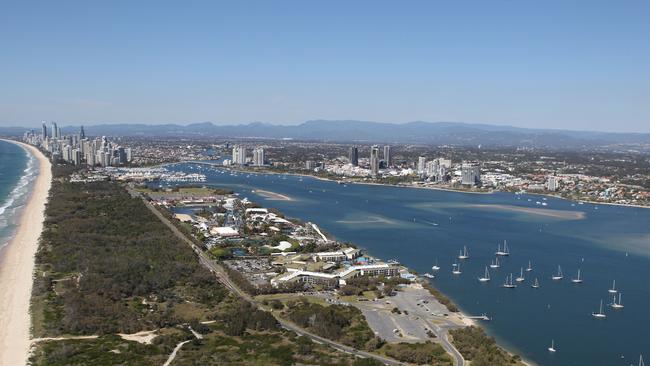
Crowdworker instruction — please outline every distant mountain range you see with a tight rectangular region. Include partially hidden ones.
[3,120,650,148]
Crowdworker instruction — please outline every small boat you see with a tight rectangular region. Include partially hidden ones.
[496,240,510,256]
[526,260,533,272]
[592,299,607,318]
[548,339,556,353]
[452,262,462,275]
[639,355,645,366]
[489,257,500,269]
[611,293,624,309]
[515,267,525,282]
[531,278,540,289]
[503,273,516,288]
[432,259,440,271]
[571,269,583,284]
[458,246,470,260]
[422,273,435,279]
[478,266,490,282]
[551,265,563,281]
[608,280,617,294]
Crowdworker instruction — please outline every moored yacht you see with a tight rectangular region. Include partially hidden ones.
[592,299,607,318]
[526,260,533,272]
[611,293,624,309]
[551,265,563,280]
[503,273,516,288]
[608,279,617,293]
[490,257,500,269]
[531,278,540,288]
[496,240,510,256]
[432,259,440,271]
[458,246,470,260]
[571,269,583,284]
[452,262,462,275]
[548,339,556,353]
[478,266,490,282]
[515,267,525,282]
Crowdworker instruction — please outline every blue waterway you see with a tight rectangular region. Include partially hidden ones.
[0,140,34,254]
[167,163,649,365]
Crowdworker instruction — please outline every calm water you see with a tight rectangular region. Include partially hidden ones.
[168,162,650,365]
[0,140,34,254]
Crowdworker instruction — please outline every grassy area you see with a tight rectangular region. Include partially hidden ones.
[135,185,233,197]
[449,326,525,366]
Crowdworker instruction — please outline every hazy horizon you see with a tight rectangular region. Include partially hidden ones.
[2,1,649,133]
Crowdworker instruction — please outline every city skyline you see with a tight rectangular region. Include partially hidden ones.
[1,1,649,132]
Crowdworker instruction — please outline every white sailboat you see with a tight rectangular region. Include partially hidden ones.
[611,293,624,309]
[458,246,469,260]
[551,265,563,280]
[592,299,607,318]
[490,257,500,269]
[571,269,583,284]
[548,339,556,353]
[478,266,490,282]
[639,355,645,366]
[496,240,510,256]
[515,267,525,282]
[608,279,617,293]
[503,273,516,288]
[432,259,440,271]
[452,262,462,275]
[531,278,540,288]
[526,260,533,272]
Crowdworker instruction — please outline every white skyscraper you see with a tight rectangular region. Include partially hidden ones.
[461,163,481,186]
[417,156,427,174]
[370,145,380,177]
[253,148,265,166]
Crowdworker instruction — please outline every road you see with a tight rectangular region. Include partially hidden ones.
[137,193,407,366]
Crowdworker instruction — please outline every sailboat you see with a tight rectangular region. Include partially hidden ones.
[548,339,556,353]
[608,280,617,293]
[526,260,533,272]
[571,269,583,284]
[531,278,540,289]
[452,262,462,275]
[458,246,469,260]
[503,273,516,288]
[551,265,563,280]
[639,355,645,366]
[496,240,510,256]
[611,293,624,309]
[591,299,607,318]
[515,267,525,282]
[478,266,490,282]
[490,257,500,269]
[432,259,440,271]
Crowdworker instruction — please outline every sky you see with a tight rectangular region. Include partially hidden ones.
[1,1,649,132]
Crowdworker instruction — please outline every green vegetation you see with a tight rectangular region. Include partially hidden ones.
[284,299,381,351]
[382,342,453,365]
[29,170,370,365]
[449,326,524,366]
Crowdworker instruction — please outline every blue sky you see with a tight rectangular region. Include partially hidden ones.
[1,0,648,132]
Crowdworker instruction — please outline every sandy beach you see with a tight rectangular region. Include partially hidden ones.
[0,141,51,366]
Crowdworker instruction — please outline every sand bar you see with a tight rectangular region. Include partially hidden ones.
[0,141,51,366]
[253,189,293,201]
[469,204,586,220]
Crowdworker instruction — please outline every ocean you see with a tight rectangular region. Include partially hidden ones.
[163,162,649,366]
[0,140,36,255]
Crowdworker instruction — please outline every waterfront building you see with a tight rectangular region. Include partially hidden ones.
[461,163,481,186]
[51,121,59,139]
[253,147,265,166]
[349,146,359,166]
[232,145,247,165]
[547,175,558,191]
[417,156,427,174]
[383,145,391,167]
[41,121,47,139]
[370,145,380,177]
[305,160,316,170]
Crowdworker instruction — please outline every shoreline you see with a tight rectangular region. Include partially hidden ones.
[0,140,52,366]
